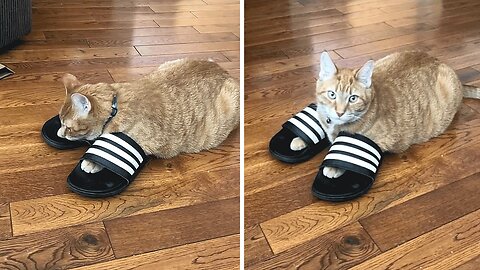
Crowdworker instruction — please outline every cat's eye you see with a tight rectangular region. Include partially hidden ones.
[66,127,72,132]
[327,90,336,99]
[349,95,359,103]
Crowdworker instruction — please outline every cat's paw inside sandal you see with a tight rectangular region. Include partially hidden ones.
[81,160,104,173]
[323,166,346,179]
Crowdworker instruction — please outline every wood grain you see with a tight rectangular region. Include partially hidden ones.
[4,53,229,74]
[455,256,480,270]
[360,172,480,251]
[88,32,239,47]
[351,209,480,269]
[44,26,198,39]
[104,197,240,257]
[260,118,480,253]
[0,47,139,62]
[10,152,239,236]
[244,225,274,267]
[71,234,240,270]
[136,41,240,55]
[248,222,381,270]
[0,223,114,269]
[245,1,480,266]
[1,0,239,268]
[0,204,12,240]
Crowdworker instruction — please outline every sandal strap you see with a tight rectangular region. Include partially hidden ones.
[82,133,147,182]
[321,132,383,179]
[282,103,326,146]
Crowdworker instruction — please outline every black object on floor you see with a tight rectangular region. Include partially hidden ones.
[269,103,330,163]
[312,132,383,202]
[67,132,149,198]
[42,115,91,149]
[0,63,14,80]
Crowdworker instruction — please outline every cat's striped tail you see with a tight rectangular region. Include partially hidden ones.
[463,85,480,99]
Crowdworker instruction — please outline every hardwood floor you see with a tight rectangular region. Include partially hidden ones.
[0,0,239,269]
[245,0,480,268]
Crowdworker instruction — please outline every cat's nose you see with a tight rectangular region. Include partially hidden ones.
[336,111,345,117]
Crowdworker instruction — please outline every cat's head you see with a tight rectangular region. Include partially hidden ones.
[57,74,112,141]
[315,51,375,125]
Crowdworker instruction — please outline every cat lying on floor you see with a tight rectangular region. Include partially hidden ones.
[57,59,240,173]
[291,51,480,178]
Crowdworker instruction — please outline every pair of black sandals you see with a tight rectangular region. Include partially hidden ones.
[269,104,384,202]
[42,115,149,198]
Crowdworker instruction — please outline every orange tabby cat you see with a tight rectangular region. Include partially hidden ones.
[291,51,480,178]
[58,59,239,173]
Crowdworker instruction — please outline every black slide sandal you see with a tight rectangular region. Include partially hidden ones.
[312,132,383,202]
[67,132,149,198]
[41,115,90,149]
[269,103,330,163]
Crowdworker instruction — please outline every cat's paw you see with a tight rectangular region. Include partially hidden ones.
[81,160,103,173]
[323,166,346,178]
[290,137,307,151]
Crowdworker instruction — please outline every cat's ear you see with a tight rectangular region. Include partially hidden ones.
[319,51,337,81]
[71,93,91,116]
[62,73,82,94]
[356,60,375,88]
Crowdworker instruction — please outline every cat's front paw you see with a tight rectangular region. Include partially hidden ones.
[290,137,307,151]
[323,166,346,178]
[81,160,103,173]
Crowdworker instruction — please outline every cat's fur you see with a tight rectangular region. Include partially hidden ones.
[58,58,239,173]
[291,51,480,178]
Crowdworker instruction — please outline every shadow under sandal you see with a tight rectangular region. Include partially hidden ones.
[42,115,90,149]
[312,132,383,202]
[67,132,149,198]
[269,103,330,163]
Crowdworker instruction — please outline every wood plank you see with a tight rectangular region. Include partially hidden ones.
[4,53,229,74]
[32,6,156,15]
[335,20,480,58]
[0,165,75,204]
[104,197,239,258]
[150,4,239,12]
[222,50,240,62]
[92,12,197,21]
[248,222,381,269]
[35,20,159,31]
[44,26,198,39]
[0,47,139,62]
[350,209,480,269]
[0,223,114,269]
[0,203,12,240]
[455,256,480,270]
[194,24,240,33]
[9,134,239,235]
[360,172,480,251]
[247,22,352,47]
[88,32,238,47]
[259,118,480,253]
[11,39,90,50]
[136,41,239,55]
[70,235,240,270]
[193,10,239,18]
[32,0,206,8]
[154,17,239,27]
[244,225,274,267]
